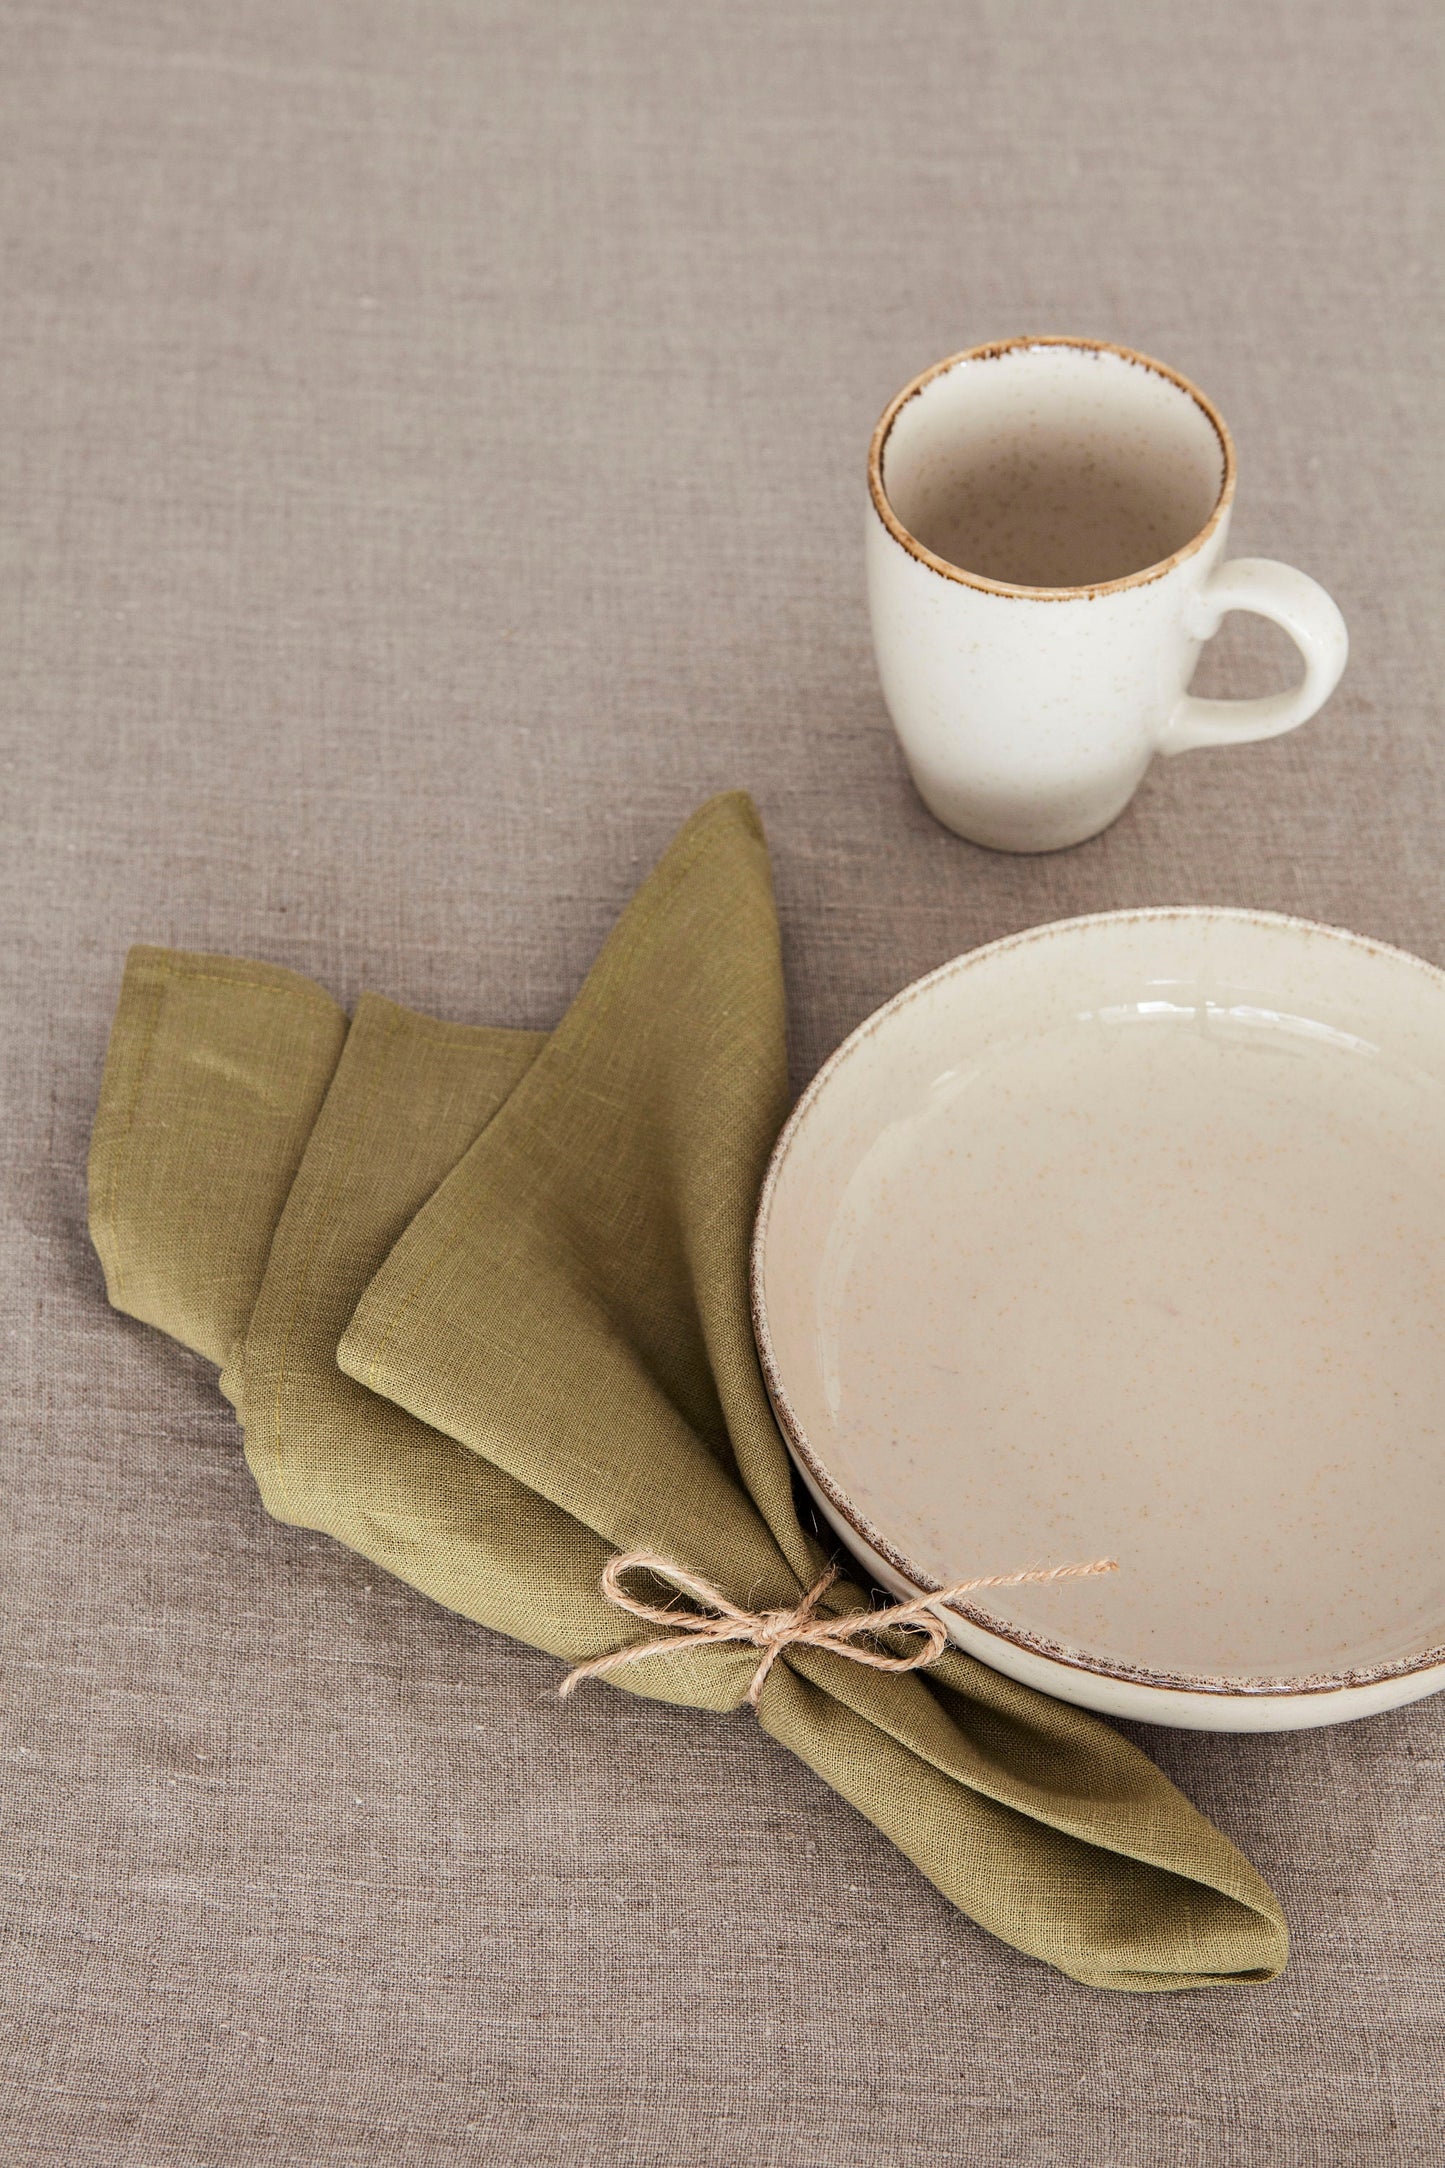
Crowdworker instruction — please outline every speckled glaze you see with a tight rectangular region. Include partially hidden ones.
[752,909,1445,1731]
[868,340,1349,854]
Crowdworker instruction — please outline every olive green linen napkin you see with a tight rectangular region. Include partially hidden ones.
[89,794,1287,1991]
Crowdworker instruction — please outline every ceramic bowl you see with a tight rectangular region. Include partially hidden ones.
[751,909,1445,1730]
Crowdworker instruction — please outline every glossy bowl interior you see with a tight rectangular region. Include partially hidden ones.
[752,910,1445,1730]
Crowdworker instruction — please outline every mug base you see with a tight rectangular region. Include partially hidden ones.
[907,763,1147,854]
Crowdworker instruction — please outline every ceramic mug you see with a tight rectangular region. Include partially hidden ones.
[867,337,1348,853]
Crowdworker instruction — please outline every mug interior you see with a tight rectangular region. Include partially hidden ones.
[877,341,1230,592]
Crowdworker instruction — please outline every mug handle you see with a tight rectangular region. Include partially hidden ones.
[1157,558,1348,757]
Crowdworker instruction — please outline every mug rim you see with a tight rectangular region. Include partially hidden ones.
[868,336,1239,602]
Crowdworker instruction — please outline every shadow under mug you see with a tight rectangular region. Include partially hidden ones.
[867,338,1348,854]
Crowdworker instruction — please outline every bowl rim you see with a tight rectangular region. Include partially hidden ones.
[750,905,1445,1700]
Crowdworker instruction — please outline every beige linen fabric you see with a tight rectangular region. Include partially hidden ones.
[3,0,1444,2160]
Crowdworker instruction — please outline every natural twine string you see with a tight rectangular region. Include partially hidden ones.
[560,1550,1119,1709]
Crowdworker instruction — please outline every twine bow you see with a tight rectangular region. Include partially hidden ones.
[560,1550,1118,1709]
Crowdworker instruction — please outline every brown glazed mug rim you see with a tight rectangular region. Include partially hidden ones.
[867,336,1239,602]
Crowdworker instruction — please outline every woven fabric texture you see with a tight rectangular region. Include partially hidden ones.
[89,796,1288,1991]
[3,0,1443,2160]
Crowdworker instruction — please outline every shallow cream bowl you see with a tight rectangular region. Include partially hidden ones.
[751,909,1445,1731]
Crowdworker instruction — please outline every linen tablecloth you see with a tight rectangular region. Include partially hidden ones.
[3,1,1442,2161]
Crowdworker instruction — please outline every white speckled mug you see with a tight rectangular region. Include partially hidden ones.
[867,338,1348,853]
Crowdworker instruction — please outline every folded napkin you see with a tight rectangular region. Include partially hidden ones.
[88,794,1287,1991]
